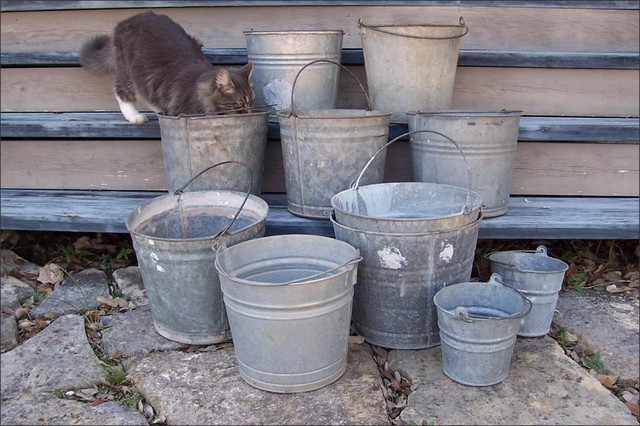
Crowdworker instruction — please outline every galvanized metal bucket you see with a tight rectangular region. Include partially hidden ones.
[486,245,569,337]
[407,110,523,218]
[433,273,532,386]
[214,234,361,393]
[331,130,482,233]
[244,30,343,119]
[126,162,269,345]
[332,213,481,349]
[358,17,468,123]
[278,59,392,219]
[158,112,269,195]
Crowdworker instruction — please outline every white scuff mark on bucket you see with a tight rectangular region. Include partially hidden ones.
[377,246,407,269]
[439,243,454,263]
[150,252,159,262]
[156,264,165,272]
[147,239,154,245]
[263,79,292,111]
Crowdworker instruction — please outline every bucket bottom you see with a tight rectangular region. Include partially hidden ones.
[287,200,332,220]
[481,205,508,218]
[354,322,441,350]
[154,322,230,346]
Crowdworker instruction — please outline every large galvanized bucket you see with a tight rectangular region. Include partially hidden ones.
[126,162,269,345]
[158,112,269,195]
[330,130,483,349]
[408,110,523,218]
[331,130,483,233]
[278,60,392,219]
[433,273,532,386]
[214,234,361,393]
[244,30,343,119]
[359,17,468,123]
[486,245,569,337]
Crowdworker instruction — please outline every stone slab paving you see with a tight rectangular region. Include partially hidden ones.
[388,336,638,425]
[128,341,389,425]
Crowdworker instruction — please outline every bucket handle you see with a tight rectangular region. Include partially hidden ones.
[455,273,532,323]
[358,17,468,40]
[215,244,362,286]
[286,59,373,116]
[173,160,253,242]
[352,129,475,215]
[484,245,549,272]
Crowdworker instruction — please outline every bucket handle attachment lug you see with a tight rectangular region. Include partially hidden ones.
[172,160,253,245]
[286,59,373,116]
[352,129,475,215]
[358,16,468,40]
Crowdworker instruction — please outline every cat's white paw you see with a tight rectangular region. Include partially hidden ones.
[128,113,148,125]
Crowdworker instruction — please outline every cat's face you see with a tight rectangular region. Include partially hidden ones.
[201,63,255,114]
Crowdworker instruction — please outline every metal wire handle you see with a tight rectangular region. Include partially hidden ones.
[358,17,468,40]
[172,161,253,243]
[287,59,373,116]
[352,129,475,215]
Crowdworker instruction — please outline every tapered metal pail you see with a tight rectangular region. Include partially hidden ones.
[434,273,532,386]
[215,235,361,393]
[126,163,269,345]
[331,213,481,349]
[359,18,467,123]
[244,30,343,119]
[158,112,269,195]
[408,110,522,218]
[486,245,569,337]
[279,60,392,219]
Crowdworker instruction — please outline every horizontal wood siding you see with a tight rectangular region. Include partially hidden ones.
[1,6,638,52]
[2,139,638,196]
[2,67,638,117]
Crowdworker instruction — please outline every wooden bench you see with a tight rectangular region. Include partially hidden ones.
[1,1,638,240]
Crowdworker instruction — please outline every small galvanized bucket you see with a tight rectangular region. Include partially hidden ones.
[158,112,269,195]
[486,245,569,337]
[359,17,468,123]
[214,234,361,393]
[331,131,483,349]
[407,110,523,218]
[433,273,532,386]
[244,30,343,119]
[278,59,392,219]
[126,162,269,345]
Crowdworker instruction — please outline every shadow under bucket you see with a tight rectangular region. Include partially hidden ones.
[215,235,361,393]
[486,245,568,337]
[126,163,269,345]
[433,273,532,386]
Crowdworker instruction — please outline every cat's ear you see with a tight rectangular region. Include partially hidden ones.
[239,62,253,80]
[215,69,236,94]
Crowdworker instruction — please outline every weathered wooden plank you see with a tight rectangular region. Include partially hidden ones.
[3,49,638,69]
[2,1,638,12]
[2,112,639,143]
[2,6,638,52]
[3,67,638,117]
[2,139,638,196]
[1,189,638,239]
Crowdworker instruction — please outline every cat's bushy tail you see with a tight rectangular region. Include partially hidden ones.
[79,35,116,75]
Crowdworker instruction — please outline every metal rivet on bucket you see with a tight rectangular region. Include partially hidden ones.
[486,245,569,337]
[214,234,362,393]
[278,59,392,219]
[433,273,532,386]
[126,162,269,345]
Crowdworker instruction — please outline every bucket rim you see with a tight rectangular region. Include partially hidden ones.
[215,234,360,287]
[433,280,532,321]
[407,110,523,118]
[331,182,483,225]
[359,22,466,30]
[485,250,569,274]
[157,111,270,121]
[243,29,345,36]
[277,109,393,120]
[126,190,269,243]
[330,209,483,237]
